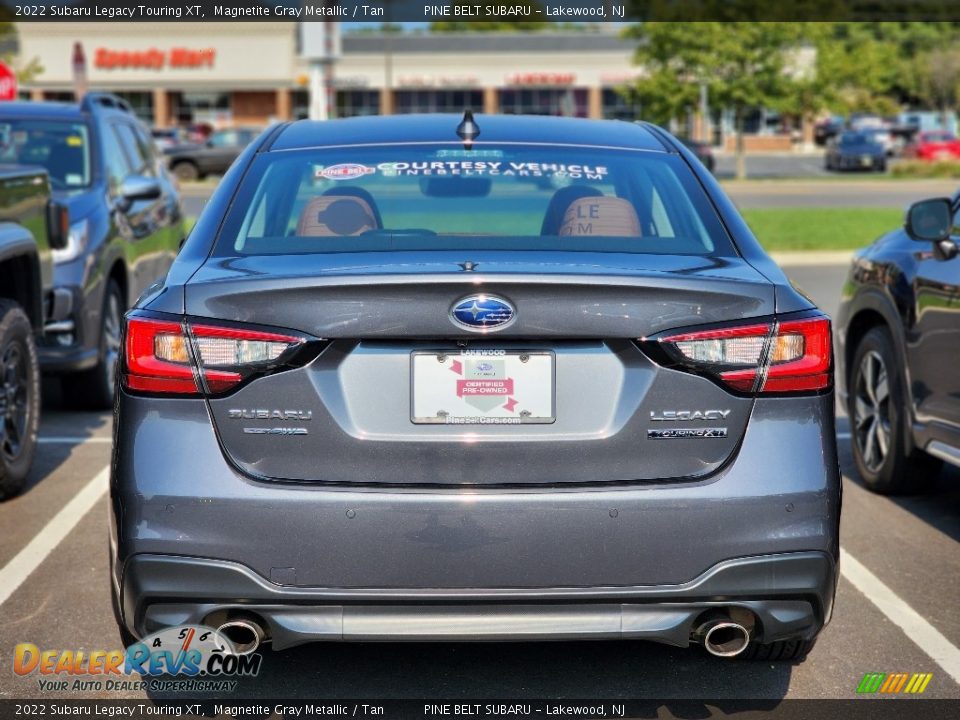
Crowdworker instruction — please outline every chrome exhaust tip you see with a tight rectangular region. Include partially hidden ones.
[216,619,264,655]
[701,621,751,658]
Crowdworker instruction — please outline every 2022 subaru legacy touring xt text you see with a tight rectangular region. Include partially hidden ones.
[111,114,840,661]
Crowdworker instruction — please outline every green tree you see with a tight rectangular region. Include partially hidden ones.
[627,22,804,180]
[776,23,901,141]
[820,22,960,114]
[908,46,960,128]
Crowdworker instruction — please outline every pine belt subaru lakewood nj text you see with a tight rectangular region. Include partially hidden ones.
[111,113,841,662]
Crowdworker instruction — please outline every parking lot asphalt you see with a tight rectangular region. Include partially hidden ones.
[1,260,958,703]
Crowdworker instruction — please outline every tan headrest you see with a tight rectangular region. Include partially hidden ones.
[296,196,378,237]
[558,196,641,237]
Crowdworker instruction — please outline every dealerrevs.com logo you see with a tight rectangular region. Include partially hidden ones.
[13,625,261,693]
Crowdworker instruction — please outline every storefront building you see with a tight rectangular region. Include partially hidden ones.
[15,23,642,127]
[333,33,641,121]
[17,22,299,127]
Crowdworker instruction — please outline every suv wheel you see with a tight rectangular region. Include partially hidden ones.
[65,280,124,411]
[0,299,40,500]
[172,161,200,182]
[849,326,941,494]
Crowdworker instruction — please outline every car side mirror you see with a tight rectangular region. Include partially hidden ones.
[906,197,959,261]
[905,198,952,242]
[117,176,161,211]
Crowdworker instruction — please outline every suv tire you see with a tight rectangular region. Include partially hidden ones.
[65,279,124,410]
[849,326,941,494]
[0,299,40,500]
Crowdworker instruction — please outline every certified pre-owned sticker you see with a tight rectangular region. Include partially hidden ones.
[315,164,375,181]
[647,428,728,439]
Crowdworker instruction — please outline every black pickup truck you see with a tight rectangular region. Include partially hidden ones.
[0,164,67,498]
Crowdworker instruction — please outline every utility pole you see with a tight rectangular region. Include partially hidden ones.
[300,14,341,121]
[699,82,710,143]
[71,42,87,102]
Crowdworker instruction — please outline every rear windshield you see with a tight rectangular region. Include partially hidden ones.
[215,143,735,257]
[0,119,92,189]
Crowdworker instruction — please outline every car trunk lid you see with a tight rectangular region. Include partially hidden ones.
[184,251,775,485]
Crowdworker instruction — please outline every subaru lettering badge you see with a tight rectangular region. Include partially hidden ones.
[450,294,516,332]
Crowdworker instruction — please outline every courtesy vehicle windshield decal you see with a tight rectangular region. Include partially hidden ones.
[378,161,608,179]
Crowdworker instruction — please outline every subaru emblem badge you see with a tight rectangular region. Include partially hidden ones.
[450,294,516,332]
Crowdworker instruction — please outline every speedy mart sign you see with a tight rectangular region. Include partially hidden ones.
[94,47,216,70]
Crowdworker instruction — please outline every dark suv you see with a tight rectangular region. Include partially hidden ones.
[0,94,186,408]
[837,195,960,494]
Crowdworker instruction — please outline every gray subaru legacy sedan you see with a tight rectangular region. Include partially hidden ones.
[111,114,840,662]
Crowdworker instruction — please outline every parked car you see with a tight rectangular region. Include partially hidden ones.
[836,196,960,494]
[900,110,959,137]
[0,165,67,498]
[849,113,889,132]
[163,126,260,181]
[902,130,960,161]
[825,131,887,172]
[150,127,186,153]
[863,127,895,157]
[814,116,845,146]
[679,137,715,172]
[112,114,840,662]
[184,122,214,144]
[0,94,187,408]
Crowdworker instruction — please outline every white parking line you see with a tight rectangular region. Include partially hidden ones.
[38,437,112,444]
[0,466,109,608]
[840,547,960,684]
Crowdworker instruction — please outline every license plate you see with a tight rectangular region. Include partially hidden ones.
[411,350,555,425]
[861,156,872,166]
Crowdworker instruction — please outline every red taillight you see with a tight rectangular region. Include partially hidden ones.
[123,316,307,396]
[758,317,832,393]
[655,315,831,394]
[124,318,198,394]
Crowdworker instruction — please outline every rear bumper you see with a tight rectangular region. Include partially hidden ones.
[112,388,841,646]
[121,551,836,649]
[836,156,884,170]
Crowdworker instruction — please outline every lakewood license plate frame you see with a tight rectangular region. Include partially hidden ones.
[410,350,555,425]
